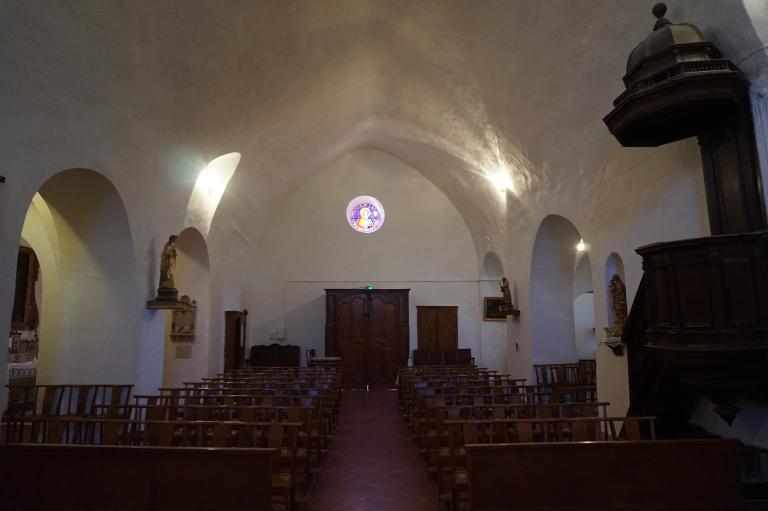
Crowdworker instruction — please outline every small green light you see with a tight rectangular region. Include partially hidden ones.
[365,284,375,291]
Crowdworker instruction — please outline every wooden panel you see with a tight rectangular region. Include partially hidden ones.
[676,262,713,328]
[224,310,247,372]
[326,289,409,387]
[721,257,756,324]
[436,307,458,350]
[333,293,367,387]
[369,294,406,385]
[247,344,300,367]
[466,439,742,511]
[0,444,275,511]
[417,307,438,350]
[417,306,458,351]
[699,113,766,235]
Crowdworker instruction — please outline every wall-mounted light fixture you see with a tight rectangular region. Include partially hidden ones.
[576,238,587,252]
[488,172,515,193]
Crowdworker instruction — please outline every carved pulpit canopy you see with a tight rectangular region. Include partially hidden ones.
[604,2,750,147]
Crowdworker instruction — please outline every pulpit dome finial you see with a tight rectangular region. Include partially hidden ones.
[652,3,671,30]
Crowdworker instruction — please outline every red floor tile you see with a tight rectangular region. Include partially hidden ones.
[309,389,439,511]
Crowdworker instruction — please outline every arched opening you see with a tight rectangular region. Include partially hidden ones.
[605,252,627,338]
[10,170,137,385]
[573,251,597,358]
[530,215,595,363]
[479,252,507,372]
[162,227,211,387]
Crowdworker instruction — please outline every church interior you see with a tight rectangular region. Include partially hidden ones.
[2,0,768,509]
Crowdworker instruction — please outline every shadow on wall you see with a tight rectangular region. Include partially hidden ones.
[18,169,138,385]
[530,214,595,365]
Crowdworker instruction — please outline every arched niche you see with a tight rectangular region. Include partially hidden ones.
[605,252,627,336]
[162,226,211,387]
[530,215,595,363]
[479,252,508,372]
[15,169,137,384]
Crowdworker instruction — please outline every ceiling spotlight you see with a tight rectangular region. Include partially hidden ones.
[489,172,514,193]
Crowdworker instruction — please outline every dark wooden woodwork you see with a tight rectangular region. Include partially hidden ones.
[626,232,768,426]
[466,439,742,511]
[416,305,458,351]
[224,310,247,372]
[247,343,300,367]
[606,5,768,432]
[12,246,39,331]
[699,111,767,234]
[412,349,472,366]
[0,444,275,511]
[325,289,409,387]
[604,6,766,235]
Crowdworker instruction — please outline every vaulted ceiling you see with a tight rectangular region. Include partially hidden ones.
[2,0,766,257]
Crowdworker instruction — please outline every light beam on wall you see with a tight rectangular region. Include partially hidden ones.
[185,152,241,236]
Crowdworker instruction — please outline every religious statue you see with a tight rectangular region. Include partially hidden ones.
[156,235,179,301]
[499,277,513,313]
[608,274,628,337]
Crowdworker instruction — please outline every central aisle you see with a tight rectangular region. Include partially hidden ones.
[309,389,440,511]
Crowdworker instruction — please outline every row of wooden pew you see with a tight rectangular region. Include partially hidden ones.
[399,364,743,511]
[1,367,342,511]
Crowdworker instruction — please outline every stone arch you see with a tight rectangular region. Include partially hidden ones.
[530,214,595,363]
[15,169,138,384]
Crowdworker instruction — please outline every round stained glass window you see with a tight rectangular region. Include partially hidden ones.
[346,196,385,234]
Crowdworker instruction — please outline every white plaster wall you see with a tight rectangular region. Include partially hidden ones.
[596,344,630,417]
[243,149,480,363]
[573,293,597,360]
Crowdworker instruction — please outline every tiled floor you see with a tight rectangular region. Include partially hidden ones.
[308,389,440,511]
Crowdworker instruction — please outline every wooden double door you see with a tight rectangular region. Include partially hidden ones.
[325,289,409,388]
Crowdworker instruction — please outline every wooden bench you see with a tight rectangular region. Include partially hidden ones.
[465,439,742,511]
[0,443,275,511]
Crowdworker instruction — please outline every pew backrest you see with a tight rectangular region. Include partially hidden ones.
[465,439,742,511]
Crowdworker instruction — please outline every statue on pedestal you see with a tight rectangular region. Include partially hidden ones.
[499,277,513,313]
[156,235,179,301]
[608,274,628,337]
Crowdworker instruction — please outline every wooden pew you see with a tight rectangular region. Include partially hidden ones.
[0,443,275,511]
[465,439,742,511]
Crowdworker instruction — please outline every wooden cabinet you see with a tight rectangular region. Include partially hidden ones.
[417,306,458,351]
[325,289,409,388]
